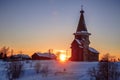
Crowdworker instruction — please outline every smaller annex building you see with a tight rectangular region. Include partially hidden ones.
[32,52,56,60]
[10,54,31,60]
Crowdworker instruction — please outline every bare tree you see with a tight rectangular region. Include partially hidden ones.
[6,61,24,80]
[0,46,9,60]
[34,62,41,74]
[41,64,49,77]
[34,62,49,77]
[88,53,120,80]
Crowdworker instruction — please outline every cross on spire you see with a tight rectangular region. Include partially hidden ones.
[80,5,84,13]
[81,5,83,10]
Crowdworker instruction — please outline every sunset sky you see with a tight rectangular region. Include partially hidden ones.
[0,0,120,58]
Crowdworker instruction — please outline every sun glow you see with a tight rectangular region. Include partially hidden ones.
[59,54,67,62]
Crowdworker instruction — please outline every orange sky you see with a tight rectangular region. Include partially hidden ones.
[0,0,120,60]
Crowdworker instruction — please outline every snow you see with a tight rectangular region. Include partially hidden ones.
[79,46,83,48]
[75,39,81,45]
[75,31,91,35]
[89,47,99,54]
[14,54,30,58]
[76,31,87,34]
[80,31,88,33]
[0,60,119,80]
[36,53,56,58]
[0,60,98,80]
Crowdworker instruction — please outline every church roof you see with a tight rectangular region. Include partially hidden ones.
[75,39,81,45]
[89,47,99,54]
[35,52,56,59]
[76,9,87,32]
[73,39,99,54]
[74,39,83,48]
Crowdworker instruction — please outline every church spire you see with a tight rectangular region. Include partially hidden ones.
[76,6,87,32]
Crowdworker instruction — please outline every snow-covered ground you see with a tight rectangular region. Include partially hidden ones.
[0,60,119,80]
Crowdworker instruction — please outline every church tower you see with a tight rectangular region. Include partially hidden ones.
[71,7,99,61]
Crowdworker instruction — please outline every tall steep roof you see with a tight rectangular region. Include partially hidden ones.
[76,9,87,32]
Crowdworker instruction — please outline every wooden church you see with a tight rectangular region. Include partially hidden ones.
[70,8,99,61]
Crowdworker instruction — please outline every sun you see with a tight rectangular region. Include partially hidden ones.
[59,54,66,62]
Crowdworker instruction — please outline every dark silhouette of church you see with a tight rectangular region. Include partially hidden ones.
[70,8,99,61]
